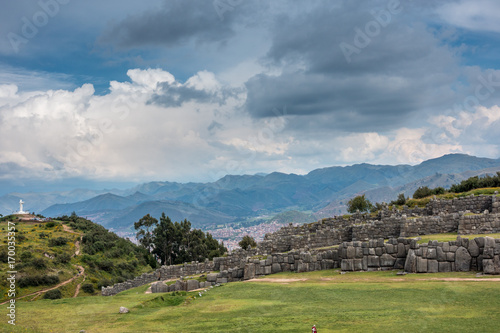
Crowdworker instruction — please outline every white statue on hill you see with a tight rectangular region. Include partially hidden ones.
[17,199,28,215]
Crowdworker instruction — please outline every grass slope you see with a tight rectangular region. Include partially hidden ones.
[0,215,154,303]
[5,270,500,332]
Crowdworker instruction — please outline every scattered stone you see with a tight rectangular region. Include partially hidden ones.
[119,307,129,314]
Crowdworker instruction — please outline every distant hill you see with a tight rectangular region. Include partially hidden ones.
[0,154,495,232]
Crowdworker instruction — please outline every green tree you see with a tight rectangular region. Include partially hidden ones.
[413,186,432,199]
[347,195,373,213]
[152,213,177,265]
[391,193,407,205]
[134,214,158,252]
[239,235,257,250]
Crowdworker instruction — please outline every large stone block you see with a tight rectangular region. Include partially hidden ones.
[380,254,396,267]
[428,260,439,273]
[417,257,428,273]
[437,247,447,261]
[207,273,218,283]
[446,252,455,262]
[438,261,451,272]
[404,249,417,273]
[243,263,256,280]
[353,259,363,271]
[468,239,480,257]
[346,246,356,259]
[397,243,406,258]
[455,247,471,272]
[271,263,282,274]
[426,248,437,259]
[341,259,353,271]
[186,280,200,291]
[368,255,380,267]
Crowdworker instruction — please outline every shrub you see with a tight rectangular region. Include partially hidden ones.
[48,237,68,247]
[56,253,71,264]
[347,195,373,213]
[81,283,95,294]
[18,275,59,287]
[45,221,56,228]
[238,235,257,250]
[391,193,407,206]
[98,279,113,288]
[97,259,114,272]
[43,289,62,300]
[413,186,432,199]
[20,251,33,262]
[31,258,47,269]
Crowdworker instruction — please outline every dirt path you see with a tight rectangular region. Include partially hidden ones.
[0,265,85,305]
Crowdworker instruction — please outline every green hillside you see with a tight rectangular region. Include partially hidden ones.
[0,214,155,303]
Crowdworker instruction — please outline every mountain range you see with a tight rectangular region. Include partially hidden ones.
[2,154,500,232]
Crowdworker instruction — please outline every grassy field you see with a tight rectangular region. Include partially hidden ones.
[4,269,500,333]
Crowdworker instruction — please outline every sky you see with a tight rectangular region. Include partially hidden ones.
[1,0,500,192]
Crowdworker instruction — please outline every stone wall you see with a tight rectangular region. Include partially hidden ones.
[103,195,500,296]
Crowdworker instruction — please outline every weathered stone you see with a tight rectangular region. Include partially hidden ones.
[468,239,480,257]
[187,279,199,291]
[397,243,406,258]
[417,257,428,273]
[446,252,455,262]
[455,247,471,272]
[207,273,218,283]
[380,254,396,267]
[346,246,355,259]
[353,259,363,271]
[119,307,129,314]
[436,247,447,261]
[394,258,406,270]
[244,263,255,280]
[341,259,353,271]
[368,255,380,267]
[428,260,439,273]
[375,247,384,256]
[427,248,437,259]
[272,263,282,274]
[404,249,417,273]
[438,261,451,272]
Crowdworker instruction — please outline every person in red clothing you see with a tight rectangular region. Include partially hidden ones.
[312,324,317,333]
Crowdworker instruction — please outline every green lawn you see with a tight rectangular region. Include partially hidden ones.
[4,270,500,333]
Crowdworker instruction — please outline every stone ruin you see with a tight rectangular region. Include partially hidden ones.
[102,194,500,296]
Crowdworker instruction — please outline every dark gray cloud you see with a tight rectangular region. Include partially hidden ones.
[99,0,261,48]
[149,81,239,107]
[244,1,462,131]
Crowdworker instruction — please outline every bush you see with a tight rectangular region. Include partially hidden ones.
[31,258,47,269]
[81,283,95,294]
[45,221,56,228]
[238,235,257,250]
[391,193,407,205]
[20,251,33,262]
[56,253,71,264]
[48,237,68,247]
[97,259,114,272]
[18,275,59,288]
[347,195,373,213]
[413,186,432,199]
[43,289,62,300]
[98,279,113,288]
